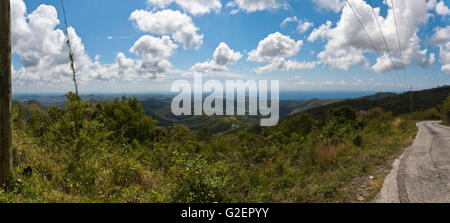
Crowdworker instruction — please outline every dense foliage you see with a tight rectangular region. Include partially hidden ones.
[0,91,427,203]
[140,97,339,134]
[442,96,450,125]
[304,86,450,120]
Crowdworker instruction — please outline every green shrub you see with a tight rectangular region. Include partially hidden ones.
[279,113,314,137]
[441,96,450,125]
[352,134,362,147]
[411,107,441,120]
[6,92,420,203]
[96,96,160,143]
[171,152,229,203]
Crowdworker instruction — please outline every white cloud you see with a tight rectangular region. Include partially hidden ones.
[146,0,222,16]
[190,61,225,73]
[431,26,450,74]
[286,77,385,89]
[129,9,203,49]
[311,0,345,13]
[87,35,179,82]
[281,16,298,26]
[11,0,101,85]
[116,52,134,69]
[226,0,286,13]
[190,42,242,73]
[11,0,181,86]
[248,32,303,63]
[309,0,435,73]
[298,21,314,33]
[248,32,318,73]
[130,35,177,61]
[253,58,318,74]
[427,0,437,9]
[435,1,450,15]
[129,35,178,79]
[431,26,450,44]
[213,42,243,66]
[318,48,367,71]
[281,16,314,33]
[308,20,333,42]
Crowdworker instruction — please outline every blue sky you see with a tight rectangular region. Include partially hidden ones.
[10,0,450,94]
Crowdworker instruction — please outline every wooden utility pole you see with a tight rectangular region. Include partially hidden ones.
[410,85,413,116]
[0,0,12,186]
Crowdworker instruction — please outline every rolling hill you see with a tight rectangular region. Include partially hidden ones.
[289,86,450,120]
[13,94,339,133]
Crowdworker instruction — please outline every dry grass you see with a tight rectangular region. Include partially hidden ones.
[392,118,403,130]
[314,143,346,170]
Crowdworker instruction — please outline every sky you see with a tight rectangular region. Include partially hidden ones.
[9,0,450,94]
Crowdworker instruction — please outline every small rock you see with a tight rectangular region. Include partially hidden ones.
[369,176,374,180]
[357,195,365,201]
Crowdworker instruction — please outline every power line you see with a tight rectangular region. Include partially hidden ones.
[391,0,413,114]
[345,0,404,92]
[391,0,409,87]
[60,0,79,95]
[367,0,406,90]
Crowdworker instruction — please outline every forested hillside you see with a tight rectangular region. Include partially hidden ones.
[14,95,339,134]
[3,89,449,203]
[300,86,450,120]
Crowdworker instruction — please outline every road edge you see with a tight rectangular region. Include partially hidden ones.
[372,121,425,203]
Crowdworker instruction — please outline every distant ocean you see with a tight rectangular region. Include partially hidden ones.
[278,91,381,100]
[13,91,385,101]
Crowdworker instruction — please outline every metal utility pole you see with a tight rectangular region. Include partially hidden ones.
[0,0,12,186]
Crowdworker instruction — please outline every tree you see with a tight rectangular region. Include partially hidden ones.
[441,96,450,125]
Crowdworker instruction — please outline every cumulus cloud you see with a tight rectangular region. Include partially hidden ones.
[281,16,314,33]
[311,0,345,13]
[11,0,180,86]
[253,58,318,74]
[431,26,450,74]
[11,0,101,85]
[129,35,178,78]
[100,34,181,82]
[146,0,222,16]
[190,42,242,73]
[226,0,286,13]
[435,1,450,15]
[309,0,435,73]
[248,32,303,63]
[248,32,318,73]
[107,52,135,81]
[130,35,177,61]
[307,20,333,42]
[280,16,298,26]
[87,35,179,82]
[213,42,243,66]
[129,9,203,49]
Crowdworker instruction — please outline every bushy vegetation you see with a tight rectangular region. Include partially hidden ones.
[305,86,450,119]
[441,96,450,125]
[0,93,425,203]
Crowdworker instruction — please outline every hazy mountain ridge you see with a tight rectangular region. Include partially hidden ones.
[13,93,340,133]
